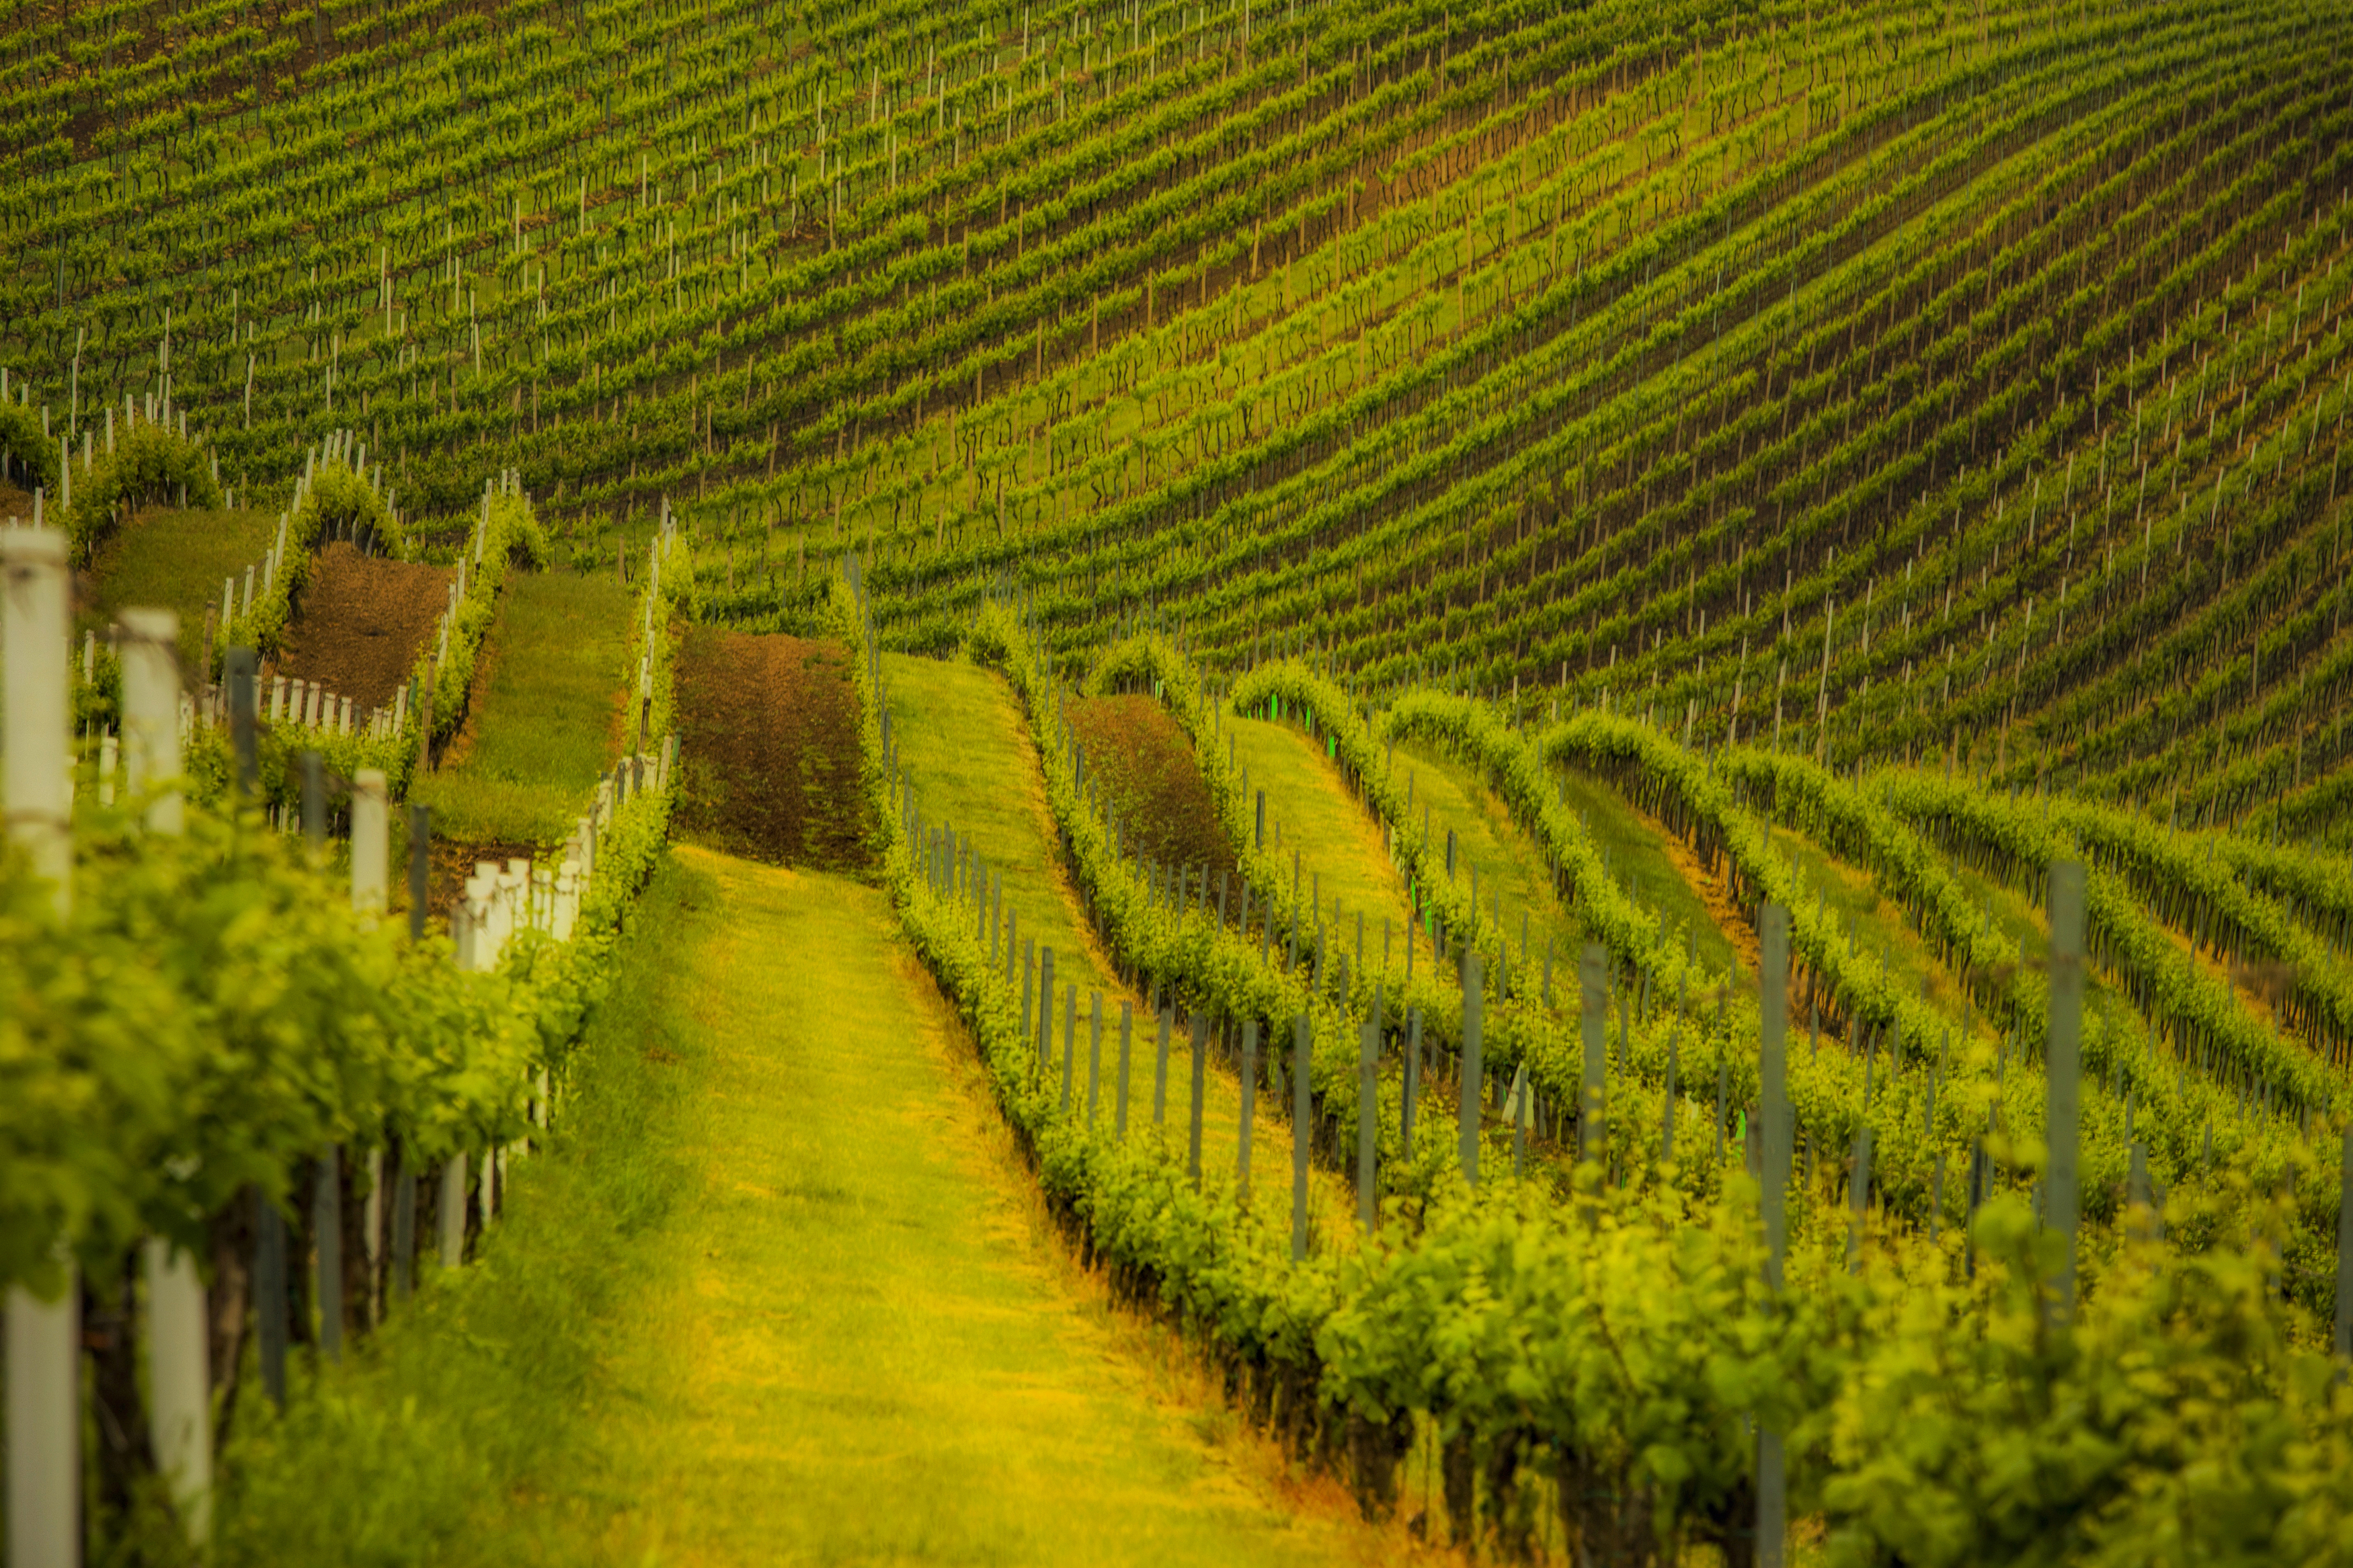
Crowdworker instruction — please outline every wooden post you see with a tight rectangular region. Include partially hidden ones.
[255,1186,290,1407]
[352,771,388,915]
[1847,1128,1873,1273]
[2046,862,2085,1315]
[1061,983,1076,1114]
[227,648,259,794]
[1291,1014,1312,1262]
[3,527,79,1567]
[1035,946,1054,1081]
[1402,1008,1422,1157]
[2335,1132,2353,1362]
[439,1153,468,1268]
[389,1142,416,1304]
[314,1151,344,1360]
[407,805,432,942]
[302,747,327,851]
[125,606,210,1541]
[1460,955,1483,1184]
[1087,993,1103,1124]
[1757,904,1790,1568]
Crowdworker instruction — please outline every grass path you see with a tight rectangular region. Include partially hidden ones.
[1390,739,1589,990]
[1226,715,1417,964]
[78,503,278,669]
[223,848,1380,1565]
[573,848,1360,1565]
[411,570,629,845]
[884,655,1355,1247]
[1554,767,1747,975]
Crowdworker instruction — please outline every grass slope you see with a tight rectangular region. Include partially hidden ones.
[1391,737,1591,990]
[79,505,278,671]
[218,848,1370,1566]
[1226,714,1418,968]
[885,653,1355,1245]
[409,570,629,845]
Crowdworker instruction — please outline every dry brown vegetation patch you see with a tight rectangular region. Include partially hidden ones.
[272,542,456,712]
[1069,694,1236,883]
[672,626,874,874]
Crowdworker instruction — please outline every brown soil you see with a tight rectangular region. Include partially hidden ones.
[273,542,456,712]
[1068,694,1236,884]
[671,626,874,873]
[0,478,34,522]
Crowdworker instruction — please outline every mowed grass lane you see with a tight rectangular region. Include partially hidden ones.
[884,655,1357,1249]
[1389,739,1589,995]
[1225,714,1418,971]
[410,570,629,846]
[567,848,1355,1565]
[79,504,279,669]
[223,849,1367,1567]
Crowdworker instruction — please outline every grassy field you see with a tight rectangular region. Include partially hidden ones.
[1225,714,1419,969]
[409,570,629,847]
[1391,738,1591,997]
[1554,767,1745,976]
[884,654,1355,1246]
[79,505,278,671]
[217,846,1390,1565]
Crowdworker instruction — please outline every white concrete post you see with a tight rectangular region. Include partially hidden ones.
[123,608,210,1543]
[555,860,580,941]
[351,770,387,915]
[3,528,78,1568]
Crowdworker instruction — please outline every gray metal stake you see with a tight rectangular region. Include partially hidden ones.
[1154,1007,1171,1126]
[2047,862,2086,1315]
[1292,1014,1312,1262]
[1238,1019,1257,1202]
[1460,955,1484,1185]
[1189,1015,1207,1186]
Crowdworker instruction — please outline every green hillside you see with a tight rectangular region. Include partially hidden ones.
[6,0,2353,1561]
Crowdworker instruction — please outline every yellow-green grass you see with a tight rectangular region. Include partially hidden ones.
[409,571,629,846]
[217,849,1369,1566]
[1392,737,1588,995]
[1765,824,1997,1059]
[1554,767,1742,975]
[80,504,278,671]
[1226,715,1418,970]
[885,655,1355,1245]
[1947,857,2159,1069]
[582,849,1361,1564]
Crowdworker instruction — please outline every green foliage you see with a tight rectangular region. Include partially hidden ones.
[0,798,529,1298]
[1821,1184,2353,1567]
[0,398,57,490]
[61,420,222,560]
